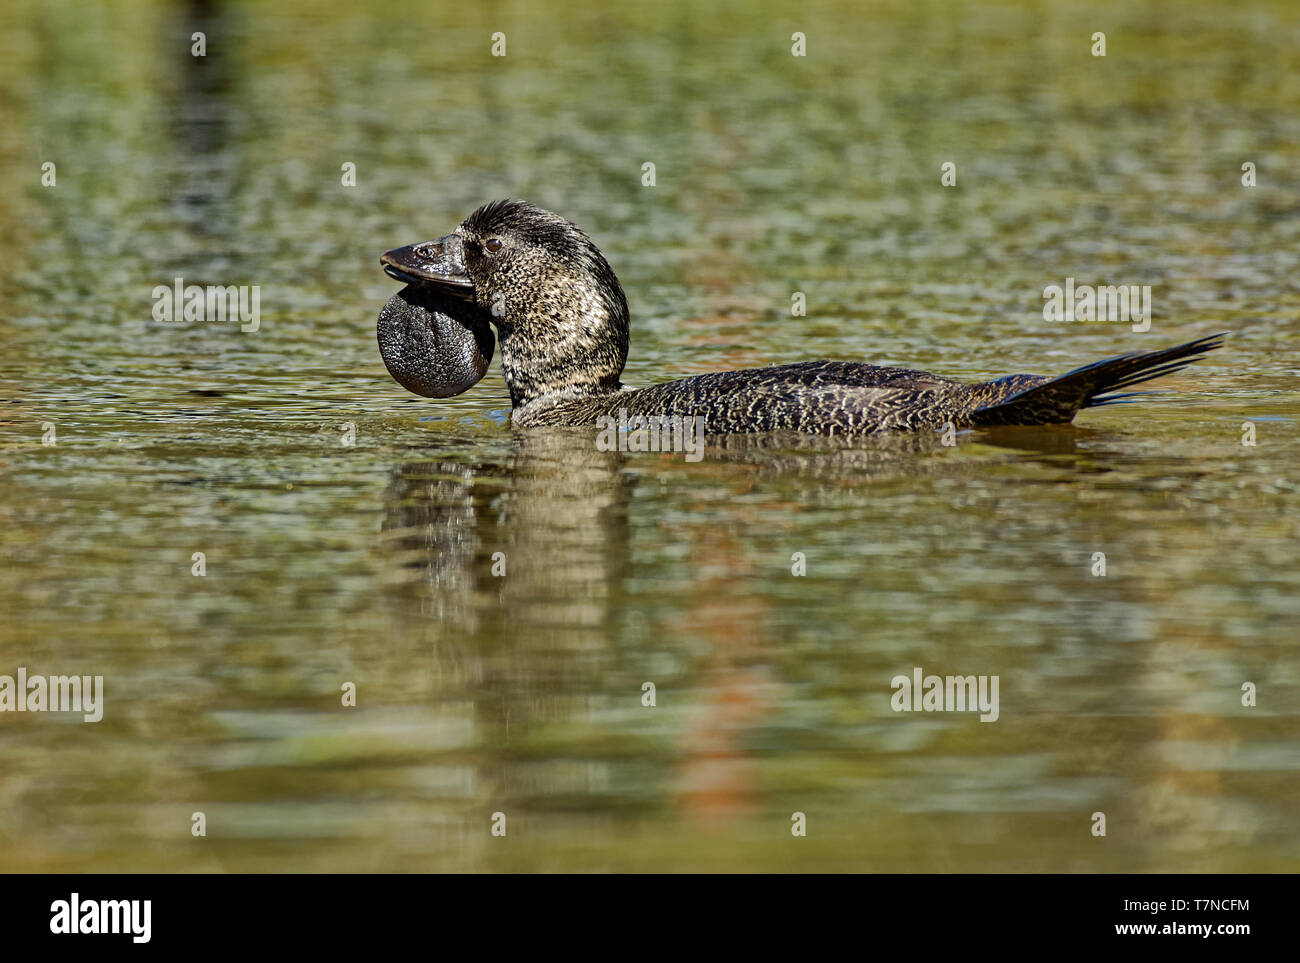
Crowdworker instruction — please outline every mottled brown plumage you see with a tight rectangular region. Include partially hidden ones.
[380,201,1224,435]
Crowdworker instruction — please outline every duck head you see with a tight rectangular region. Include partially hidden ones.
[380,200,630,408]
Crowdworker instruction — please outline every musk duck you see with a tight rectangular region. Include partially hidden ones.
[378,200,1223,434]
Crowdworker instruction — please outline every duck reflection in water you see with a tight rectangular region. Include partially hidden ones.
[377,424,1097,825]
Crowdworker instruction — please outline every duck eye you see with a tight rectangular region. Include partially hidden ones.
[484,237,503,254]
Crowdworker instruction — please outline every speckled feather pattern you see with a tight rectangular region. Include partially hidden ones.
[435,201,1223,436]
[460,201,629,408]
[514,363,1046,433]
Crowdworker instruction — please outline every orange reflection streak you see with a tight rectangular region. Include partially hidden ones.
[667,519,777,824]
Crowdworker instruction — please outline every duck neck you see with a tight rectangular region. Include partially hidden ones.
[497,321,627,408]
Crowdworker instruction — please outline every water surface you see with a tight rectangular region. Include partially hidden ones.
[1,0,1297,871]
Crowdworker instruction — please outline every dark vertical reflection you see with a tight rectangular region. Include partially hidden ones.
[165,0,235,242]
[381,429,634,818]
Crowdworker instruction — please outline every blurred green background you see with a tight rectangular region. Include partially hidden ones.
[0,0,1297,871]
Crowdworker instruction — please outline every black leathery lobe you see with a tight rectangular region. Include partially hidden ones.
[377,285,495,398]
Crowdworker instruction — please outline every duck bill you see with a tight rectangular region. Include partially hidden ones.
[380,234,476,299]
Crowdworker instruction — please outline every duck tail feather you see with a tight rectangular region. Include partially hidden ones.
[970,333,1225,427]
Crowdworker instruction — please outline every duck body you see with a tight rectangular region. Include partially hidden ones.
[509,361,1046,433]
[379,200,1222,436]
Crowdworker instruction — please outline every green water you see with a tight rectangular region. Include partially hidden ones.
[1,0,1297,872]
